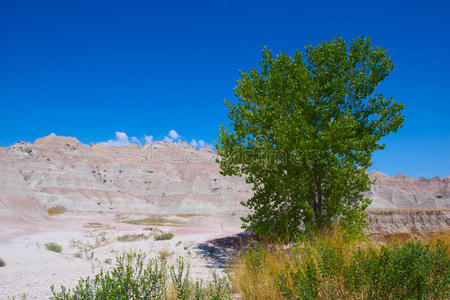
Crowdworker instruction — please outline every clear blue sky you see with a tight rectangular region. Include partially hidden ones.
[1,0,449,177]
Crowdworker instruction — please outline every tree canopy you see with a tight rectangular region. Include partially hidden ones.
[216,36,404,240]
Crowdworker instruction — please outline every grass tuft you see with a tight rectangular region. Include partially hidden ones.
[83,222,111,230]
[45,242,62,253]
[117,233,148,242]
[154,232,174,241]
[47,205,66,216]
[159,249,171,259]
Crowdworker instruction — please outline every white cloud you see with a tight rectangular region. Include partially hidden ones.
[168,129,180,140]
[144,135,153,144]
[190,139,206,148]
[99,132,131,146]
[190,139,198,147]
[162,129,181,143]
[163,136,173,143]
[98,130,209,149]
[130,136,141,146]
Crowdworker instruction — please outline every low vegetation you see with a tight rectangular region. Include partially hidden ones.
[71,234,107,260]
[154,232,174,241]
[83,222,112,230]
[46,229,450,299]
[50,253,231,300]
[159,249,171,259]
[117,233,148,242]
[0,258,5,267]
[122,216,185,227]
[231,230,450,299]
[174,213,210,218]
[45,242,62,253]
[47,205,66,216]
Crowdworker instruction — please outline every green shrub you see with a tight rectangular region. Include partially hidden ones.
[50,252,232,300]
[45,242,62,253]
[0,258,5,267]
[275,239,450,299]
[169,257,232,300]
[51,253,167,299]
[206,272,232,300]
[154,232,174,241]
[344,240,450,299]
[170,257,192,299]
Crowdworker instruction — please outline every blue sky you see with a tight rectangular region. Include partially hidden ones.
[1,0,449,177]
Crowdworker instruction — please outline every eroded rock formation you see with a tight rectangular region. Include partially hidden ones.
[1,134,448,233]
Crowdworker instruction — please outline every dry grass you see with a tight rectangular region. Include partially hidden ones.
[231,231,362,299]
[173,213,210,218]
[159,248,171,259]
[372,230,450,245]
[117,233,148,242]
[83,222,111,229]
[47,205,66,215]
[231,246,287,299]
[122,216,186,227]
[367,207,450,213]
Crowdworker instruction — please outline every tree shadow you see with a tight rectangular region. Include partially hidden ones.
[195,231,255,269]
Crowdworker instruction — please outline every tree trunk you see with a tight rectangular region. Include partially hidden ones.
[313,171,323,227]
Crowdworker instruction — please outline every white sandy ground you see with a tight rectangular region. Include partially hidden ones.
[0,212,244,299]
[2,210,449,299]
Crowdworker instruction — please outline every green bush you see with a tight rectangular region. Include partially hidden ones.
[276,239,450,299]
[170,257,192,299]
[45,242,62,253]
[170,257,232,300]
[0,258,5,267]
[154,232,174,241]
[50,252,232,300]
[345,241,450,299]
[51,253,167,299]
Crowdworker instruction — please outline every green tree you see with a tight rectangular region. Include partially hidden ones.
[216,36,404,240]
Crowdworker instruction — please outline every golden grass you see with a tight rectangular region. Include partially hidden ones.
[231,230,365,300]
[47,205,66,215]
[231,246,286,299]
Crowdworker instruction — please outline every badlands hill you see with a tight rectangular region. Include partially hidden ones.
[0,134,449,224]
[0,134,251,224]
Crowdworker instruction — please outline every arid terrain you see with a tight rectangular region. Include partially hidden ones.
[0,134,449,299]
